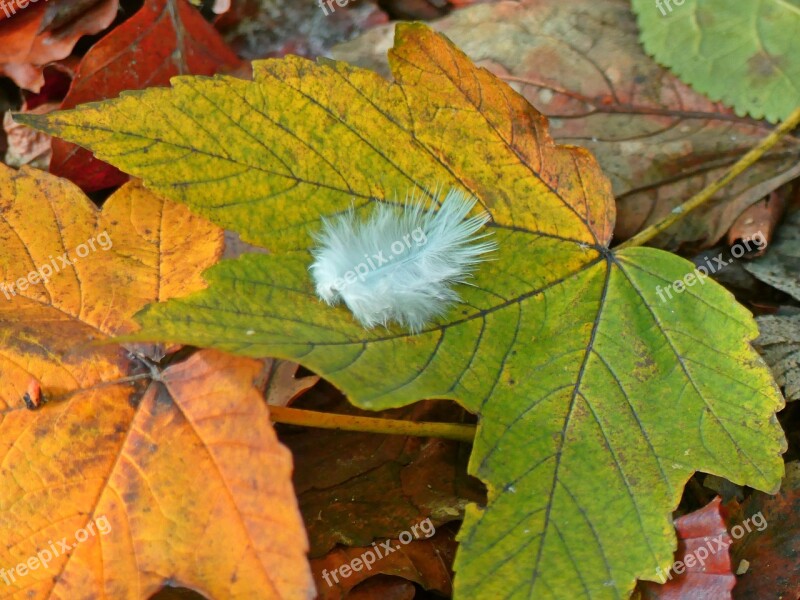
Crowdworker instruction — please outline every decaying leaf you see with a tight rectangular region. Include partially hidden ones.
[17,23,786,599]
[260,358,319,406]
[726,191,786,253]
[0,164,313,598]
[311,524,457,599]
[3,101,54,168]
[0,0,118,92]
[744,210,800,302]
[754,314,800,402]
[285,394,483,556]
[727,461,800,600]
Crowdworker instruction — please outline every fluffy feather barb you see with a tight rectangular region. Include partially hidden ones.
[310,188,496,333]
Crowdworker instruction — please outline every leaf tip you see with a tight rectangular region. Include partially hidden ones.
[12,111,58,134]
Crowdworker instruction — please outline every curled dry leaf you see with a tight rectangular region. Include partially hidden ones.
[0,0,119,92]
[260,359,320,407]
[3,101,54,168]
[744,210,800,302]
[726,191,787,255]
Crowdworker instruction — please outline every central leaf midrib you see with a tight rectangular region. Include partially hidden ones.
[527,254,614,597]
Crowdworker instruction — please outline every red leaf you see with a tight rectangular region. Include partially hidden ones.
[50,0,244,192]
[0,0,118,92]
[727,461,800,599]
[639,497,736,600]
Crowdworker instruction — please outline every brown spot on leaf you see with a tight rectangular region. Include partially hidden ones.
[748,51,785,81]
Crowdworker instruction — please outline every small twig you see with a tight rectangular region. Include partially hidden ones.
[269,405,476,443]
[618,105,800,250]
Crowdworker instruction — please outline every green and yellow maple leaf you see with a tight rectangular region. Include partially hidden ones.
[18,24,786,599]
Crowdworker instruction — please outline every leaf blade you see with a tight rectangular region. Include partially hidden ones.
[16,23,786,599]
[631,0,800,122]
[0,165,313,598]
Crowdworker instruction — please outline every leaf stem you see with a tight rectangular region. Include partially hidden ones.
[269,405,476,443]
[618,105,800,250]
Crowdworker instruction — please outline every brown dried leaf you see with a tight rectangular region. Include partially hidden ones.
[754,314,800,402]
[3,101,53,168]
[727,191,788,254]
[727,462,800,600]
[283,392,483,558]
[745,209,800,301]
[260,359,320,407]
[311,523,457,599]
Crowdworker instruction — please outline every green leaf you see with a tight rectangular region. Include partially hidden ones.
[631,0,800,123]
[17,23,786,599]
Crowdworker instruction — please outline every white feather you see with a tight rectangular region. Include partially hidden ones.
[309,187,496,332]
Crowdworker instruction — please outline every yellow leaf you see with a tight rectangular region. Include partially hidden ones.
[0,165,313,598]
